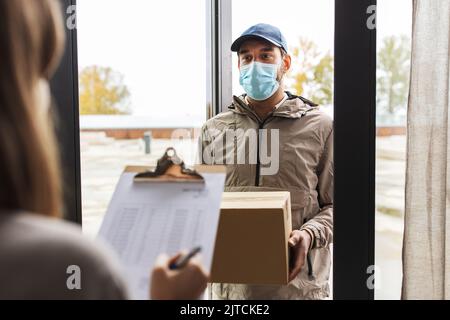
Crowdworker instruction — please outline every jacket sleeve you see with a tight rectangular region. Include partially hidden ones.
[197,123,213,165]
[300,129,334,249]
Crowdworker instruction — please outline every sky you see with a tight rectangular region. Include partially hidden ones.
[77,0,412,120]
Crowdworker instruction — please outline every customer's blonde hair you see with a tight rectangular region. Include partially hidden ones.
[0,0,65,217]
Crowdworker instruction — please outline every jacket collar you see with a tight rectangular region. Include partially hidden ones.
[228,91,318,120]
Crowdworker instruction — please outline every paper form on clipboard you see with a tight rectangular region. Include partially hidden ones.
[97,164,226,300]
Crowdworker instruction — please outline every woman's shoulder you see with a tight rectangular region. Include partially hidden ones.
[0,212,129,300]
[0,212,105,258]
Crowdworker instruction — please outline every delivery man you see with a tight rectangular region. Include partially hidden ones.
[200,23,333,300]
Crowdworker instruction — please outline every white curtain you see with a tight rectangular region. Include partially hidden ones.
[403,0,450,300]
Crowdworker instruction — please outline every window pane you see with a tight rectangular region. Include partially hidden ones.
[376,0,412,300]
[77,0,207,237]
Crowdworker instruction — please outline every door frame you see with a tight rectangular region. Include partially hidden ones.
[334,0,377,300]
[57,0,377,299]
[51,0,82,224]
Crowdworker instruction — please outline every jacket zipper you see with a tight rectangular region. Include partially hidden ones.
[255,118,269,187]
[233,98,277,187]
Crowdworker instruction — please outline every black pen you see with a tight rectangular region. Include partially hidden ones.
[169,247,202,270]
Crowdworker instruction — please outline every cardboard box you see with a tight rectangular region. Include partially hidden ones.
[210,192,292,285]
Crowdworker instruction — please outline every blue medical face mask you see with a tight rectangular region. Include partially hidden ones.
[239,61,281,101]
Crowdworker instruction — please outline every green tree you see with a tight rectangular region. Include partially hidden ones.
[377,35,411,115]
[287,38,334,106]
[79,66,131,115]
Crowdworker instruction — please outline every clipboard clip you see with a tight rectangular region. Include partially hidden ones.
[134,148,205,184]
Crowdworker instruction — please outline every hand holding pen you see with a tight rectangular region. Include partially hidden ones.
[150,247,208,300]
[169,247,202,270]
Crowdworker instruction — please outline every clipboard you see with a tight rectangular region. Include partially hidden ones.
[132,147,205,184]
[97,147,226,299]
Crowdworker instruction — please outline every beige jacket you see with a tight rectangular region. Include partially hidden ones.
[200,92,333,300]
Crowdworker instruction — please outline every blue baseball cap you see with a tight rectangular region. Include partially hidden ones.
[231,23,288,53]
